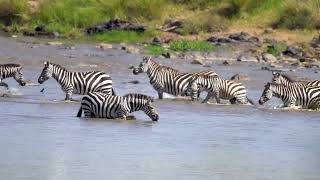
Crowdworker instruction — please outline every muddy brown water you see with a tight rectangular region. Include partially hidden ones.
[0,36,319,180]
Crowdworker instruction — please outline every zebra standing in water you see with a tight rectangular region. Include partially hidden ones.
[186,75,253,105]
[38,61,115,100]
[77,92,159,121]
[259,82,320,109]
[271,71,320,87]
[132,57,218,99]
[0,64,26,88]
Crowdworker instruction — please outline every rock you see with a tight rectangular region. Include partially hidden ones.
[3,26,13,33]
[228,31,260,44]
[222,60,231,65]
[191,59,205,65]
[86,19,146,34]
[236,55,258,62]
[128,65,135,69]
[162,19,183,32]
[51,31,60,38]
[162,52,171,59]
[151,37,161,45]
[11,35,17,38]
[262,53,278,63]
[46,41,63,46]
[122,45,139,54]
[282,46,302,58]
[127,80,140,84]
[230,74,250,81]
[203,64,211,67]
[310,35,320,48]
[264,28,275,33]
[97,43,113,50]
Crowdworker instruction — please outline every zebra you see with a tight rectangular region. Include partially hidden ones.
[38,61,115,101]
[258,82,320,109]
[0,64,26,88]
[77,92,159,121]
[132,57,218,99]
[186,75,254,105]
[271,71,320,87]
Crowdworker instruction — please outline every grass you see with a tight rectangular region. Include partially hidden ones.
[0,0,30,25]
[169,40,216,52]
[86,29,158,43]
[266,42,288,56]
[144,44,168,55]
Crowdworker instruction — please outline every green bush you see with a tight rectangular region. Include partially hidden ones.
[273,5,314,30]
[266,42,287,56]
[144,44,168,55]
[0,0,29,25]
[169,40,215,52]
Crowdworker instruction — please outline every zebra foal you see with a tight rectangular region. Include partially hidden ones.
[0,64,26,88]
[259,82,320,109]
[186,75,253,105]
[38,61,115,100]
[77,92,159,121]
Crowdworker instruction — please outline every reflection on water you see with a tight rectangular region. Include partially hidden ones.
[0,36,319,180]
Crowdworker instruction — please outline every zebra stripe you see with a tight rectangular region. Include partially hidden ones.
[186,75,253,104]
[133,57,218,99]
[0,64,26,88]
[259,82,320,109]
[38,61,114,100]
[272,72,320,87]
[77,92,159,121]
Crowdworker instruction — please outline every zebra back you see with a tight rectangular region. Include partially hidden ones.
[0,64,23,79]
[272,72,320,87]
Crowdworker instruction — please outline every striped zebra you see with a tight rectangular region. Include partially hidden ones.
[38,61,115,100]
[186,75,254,105]
[259,82,320,109]
[77,92,159,121]
[272,71,320,87]
[132,57,218,99]
[0,64,26,88]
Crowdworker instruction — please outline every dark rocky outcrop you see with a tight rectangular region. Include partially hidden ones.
[86,19,146,34]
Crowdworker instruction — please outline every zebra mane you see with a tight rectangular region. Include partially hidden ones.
[47,62,68,71]
[280,74,295,82]
[0,64,22,69]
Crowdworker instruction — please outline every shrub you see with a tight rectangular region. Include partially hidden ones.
[266,42,287,56]
[273,5,314,30]
[144,44,168,55]
[0,0,29,25]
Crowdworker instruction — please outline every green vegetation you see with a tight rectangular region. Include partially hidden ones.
[169,40,215,52]
[86,30,157,43]
[144,44,168,55]
[266,42,288,56]
[1,0,319,43]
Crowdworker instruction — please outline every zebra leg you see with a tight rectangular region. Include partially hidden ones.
[158,91,163,99]
[229,97,237,104]
[0,82,9,89]
[202,92,213,103]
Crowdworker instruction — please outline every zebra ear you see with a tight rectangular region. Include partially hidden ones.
[265,82,271,88]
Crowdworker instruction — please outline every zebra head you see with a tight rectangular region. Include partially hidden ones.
[259,83,273,105]
[271,71,283,84]
[38,61,53,84]
[132,56,151,75]
[143,97,159,121]
[13,67,26,86]
[186,76,199,100]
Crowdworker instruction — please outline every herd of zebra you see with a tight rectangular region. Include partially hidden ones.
[1,56,320,121]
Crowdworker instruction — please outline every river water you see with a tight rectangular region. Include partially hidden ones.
[0,36,319,180]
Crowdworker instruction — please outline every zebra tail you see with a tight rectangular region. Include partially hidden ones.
[247,97,255,105]
[77,106,82,117]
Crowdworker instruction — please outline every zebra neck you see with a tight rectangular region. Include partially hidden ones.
[52,67,70,85]
[125,98,144,112]
[273,86,290,100]
[147,64,161,79]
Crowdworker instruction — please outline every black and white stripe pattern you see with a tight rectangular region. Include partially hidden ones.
[38,61,114,100]
[133,57,218,99]
[0,64,26,88]
[272,72,320,87]
[259,82,320,109]
[77,92,159,121]
[186,75,253,104]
